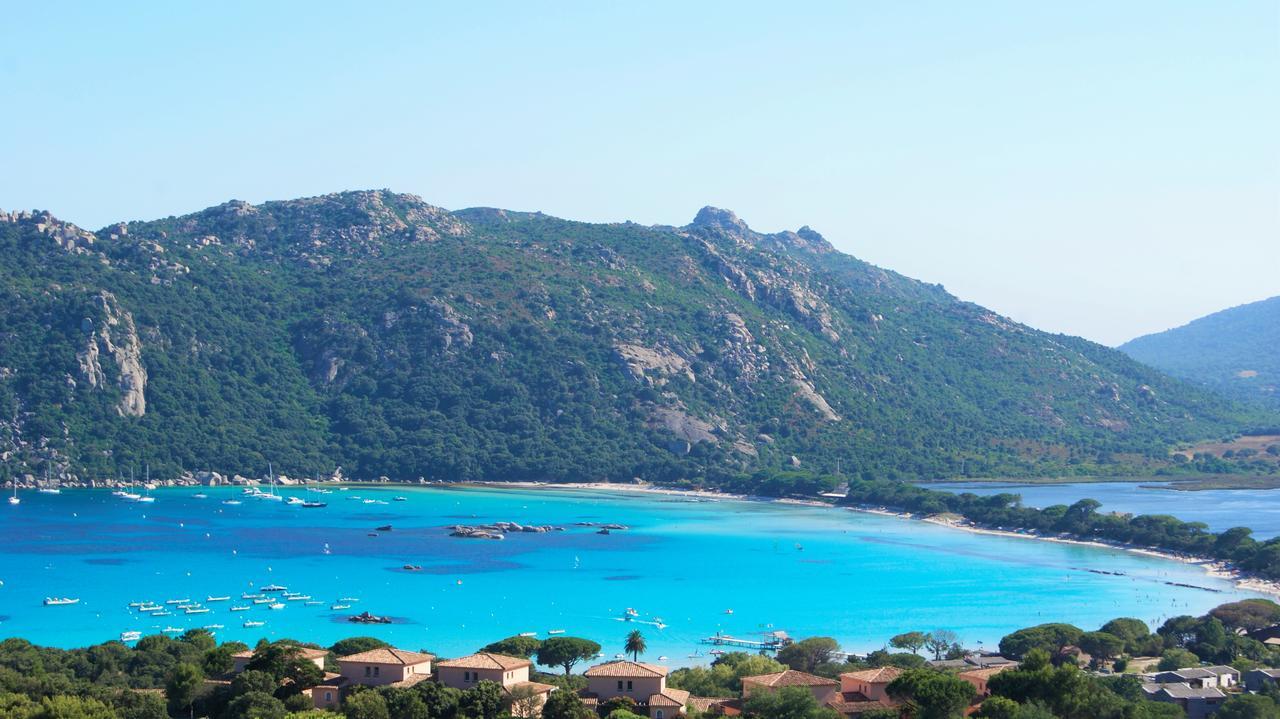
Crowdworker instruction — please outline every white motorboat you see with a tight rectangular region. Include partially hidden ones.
[120,631,142,642]
[44,597,79,606]
[268,603,285,610]
[206,596,230,602]
[243,620,265,628]
[229,605,251,612]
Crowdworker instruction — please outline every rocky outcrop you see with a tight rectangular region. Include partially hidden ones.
[77,293,147,417]
[427,300,474,350]
[614,343,694,385]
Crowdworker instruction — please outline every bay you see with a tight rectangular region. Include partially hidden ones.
[0,485,1260,664]
[926,481,1280,538]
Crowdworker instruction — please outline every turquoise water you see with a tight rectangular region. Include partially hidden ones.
[0,486,1261,664]
[927,481,1280,538]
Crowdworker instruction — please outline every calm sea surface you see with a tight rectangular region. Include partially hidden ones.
[926,481,1280,538]
[0,486,1262,664]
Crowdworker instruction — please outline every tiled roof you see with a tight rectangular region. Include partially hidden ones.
[437,652,531,670]
[742,670,838,688]
[840,666,903,684]
[1203,665,1240,676]
[233,646,328,660]
[1159,683,1225,699]
[828,693,889,714]
[687,697,735,713]
[503,680,555,696]
[389,673,432,689]
[648,688,690,707]
[958,667,1009,681]
[584,660,668,678]
[338,647,435,665]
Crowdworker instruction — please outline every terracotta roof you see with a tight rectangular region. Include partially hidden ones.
[584,660,668,678]
[687,697,735,713]
[828,694,890,714]
[503,680,555,696]
[958,667,1009,681]
[437,652,532,670]
[233,646,328,660]
[648,688,690,708]
[742,669,838,688]
[338,647,435,665]
[390,673,432,688]
[840,666,903,684]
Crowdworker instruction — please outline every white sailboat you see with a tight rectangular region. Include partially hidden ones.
[8,481,18,505]
[38,467,60,494]
[136,464,156,503]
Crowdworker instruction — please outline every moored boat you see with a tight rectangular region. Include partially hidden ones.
[44,597,79,606]
[243,620,265,628]
[230,605,251,611]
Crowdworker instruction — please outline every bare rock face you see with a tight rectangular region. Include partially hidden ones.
[614,343,695,385]
[648,406,717,445]
[77,293,147,417]
[427,300,474,350]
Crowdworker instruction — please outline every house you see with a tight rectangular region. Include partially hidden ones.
[582,660,689,719]
[839,667,901,704]
[742,670,840,706]
[1243,667,1280,692]
[1142,683,1226,719]
[1203,665,1241,688]
[1151,668,1221,689]
[957,666,1010,697]
[436,652,555,717]
[311,647,436,709]
[231,646,328,674]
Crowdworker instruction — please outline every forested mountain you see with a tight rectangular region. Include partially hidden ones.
[0,191,1269,485]
[1120,296,1280,410]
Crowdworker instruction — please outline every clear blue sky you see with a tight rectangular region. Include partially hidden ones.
[2,1,1276,346]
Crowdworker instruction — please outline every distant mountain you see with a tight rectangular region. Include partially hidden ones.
[1120,296,1280,410]
[0,191,1268,485]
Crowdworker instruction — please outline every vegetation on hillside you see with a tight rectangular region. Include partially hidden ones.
[1,193,1272,487]
[1121,295,1280,410]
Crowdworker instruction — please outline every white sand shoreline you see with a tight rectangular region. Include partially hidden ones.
[469,480,1280,600]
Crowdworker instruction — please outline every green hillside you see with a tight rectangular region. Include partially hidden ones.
[0,192,1269,486]
[1120,296,1280,410]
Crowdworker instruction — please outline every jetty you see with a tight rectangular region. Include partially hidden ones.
[701,630,793,652]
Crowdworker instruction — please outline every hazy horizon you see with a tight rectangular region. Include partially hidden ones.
[2,1,1276,346]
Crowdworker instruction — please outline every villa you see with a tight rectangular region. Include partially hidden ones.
[311,647,435,708]
[436,652,556,716]
[1244,667,1280,692]
[582,659,690,719]
[1142,682,1227,719]
[230,646,328,674]
[957,666,1012,697]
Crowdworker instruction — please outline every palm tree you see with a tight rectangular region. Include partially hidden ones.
[625,630,646,661]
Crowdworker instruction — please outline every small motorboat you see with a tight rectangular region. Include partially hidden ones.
[185,607,210,614]
[402,565,422,571]
[338,597,359,603]
[138,604,163,612]
[243,620,265,628]
[519,632,537,638]
[253,598,274,605]
[150,610,173,617]
[222,500,241,506]
[268,603,285,610]
[286,497,305,505]
[206,596,230,602]
[203,624,224,630]
[165,598,191,605]
[305,600,325,606]
[286,595,311,601]
[229,605,251,612]
[394,497,407,502]
[241,593,264,599]
[44,597,80,606]
[260,584,287,592]
[38,488,61,494]
[330,604,351,610]
[548,629,566,635]
[162,626,183,634]
[193,493,208,499]
[120,631,142,642]
[376,525,393,532]
[301,501,327,508]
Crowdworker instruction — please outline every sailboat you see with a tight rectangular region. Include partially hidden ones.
[8,481,18,505]
[38,466,61,494]
[136,464,156,503]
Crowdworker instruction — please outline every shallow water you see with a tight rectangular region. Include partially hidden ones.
[0,485,1260,664]
[927,481,1280,538]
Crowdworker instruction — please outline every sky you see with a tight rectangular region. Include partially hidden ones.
[1,2,1276,346]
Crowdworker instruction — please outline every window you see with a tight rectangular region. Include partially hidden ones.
[627,681,633,692]
[365,666,371,677]
[324,692,332,702]
[617,681,624,692]
[465,671,473,682]
[373,666,380,677]
[656,711,664,719]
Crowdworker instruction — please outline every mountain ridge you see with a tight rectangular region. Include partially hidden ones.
[1120,295,1280,410]
[0,191,1270,486]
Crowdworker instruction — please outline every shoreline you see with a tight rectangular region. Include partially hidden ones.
[470,480,1280,600]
